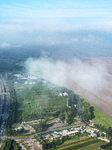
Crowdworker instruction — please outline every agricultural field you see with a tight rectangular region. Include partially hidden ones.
[51,136,106,150]
[13,78,77,122]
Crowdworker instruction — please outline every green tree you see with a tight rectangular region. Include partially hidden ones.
[56,138,61,146]
[59,112,65,119]
[96,132,100,137]
[101,133,105,138]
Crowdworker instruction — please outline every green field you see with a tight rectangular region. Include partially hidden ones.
[51,136,106,150]
[13,79,76,122]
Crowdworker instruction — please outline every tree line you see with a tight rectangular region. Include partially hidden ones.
[7,85,18,129]
[78,98,91,122]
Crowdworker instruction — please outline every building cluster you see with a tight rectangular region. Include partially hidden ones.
[83,129,96,137]
[41,127,83,141]
[14,74,38,80]
[39,125,109,143]
[13,74,38,85]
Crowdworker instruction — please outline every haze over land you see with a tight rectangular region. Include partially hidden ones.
[1,0,112,119]
[24,54,112,119]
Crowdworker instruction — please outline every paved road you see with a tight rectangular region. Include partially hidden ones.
[0,74,10,141]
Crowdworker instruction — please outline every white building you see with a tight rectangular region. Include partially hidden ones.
[63,92,68,96]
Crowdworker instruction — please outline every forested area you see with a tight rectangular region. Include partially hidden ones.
[1,138,20,150]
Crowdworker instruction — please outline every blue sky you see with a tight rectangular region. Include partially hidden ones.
[0,0,112,49]
[1,0,112,19]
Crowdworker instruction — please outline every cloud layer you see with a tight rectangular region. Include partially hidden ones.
[24,57,108,92]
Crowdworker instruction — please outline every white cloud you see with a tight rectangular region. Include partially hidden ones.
[24,57,108,92]
[0,42,10,48]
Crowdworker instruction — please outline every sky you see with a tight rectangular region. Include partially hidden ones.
[0,0,112,55]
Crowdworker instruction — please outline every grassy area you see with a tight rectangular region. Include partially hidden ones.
[91,104,112,128]
[50,136,105,150]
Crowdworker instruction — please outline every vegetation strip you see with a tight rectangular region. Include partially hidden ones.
[58,139,102,150]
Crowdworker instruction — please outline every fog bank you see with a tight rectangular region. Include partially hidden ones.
[24,57,110,98]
